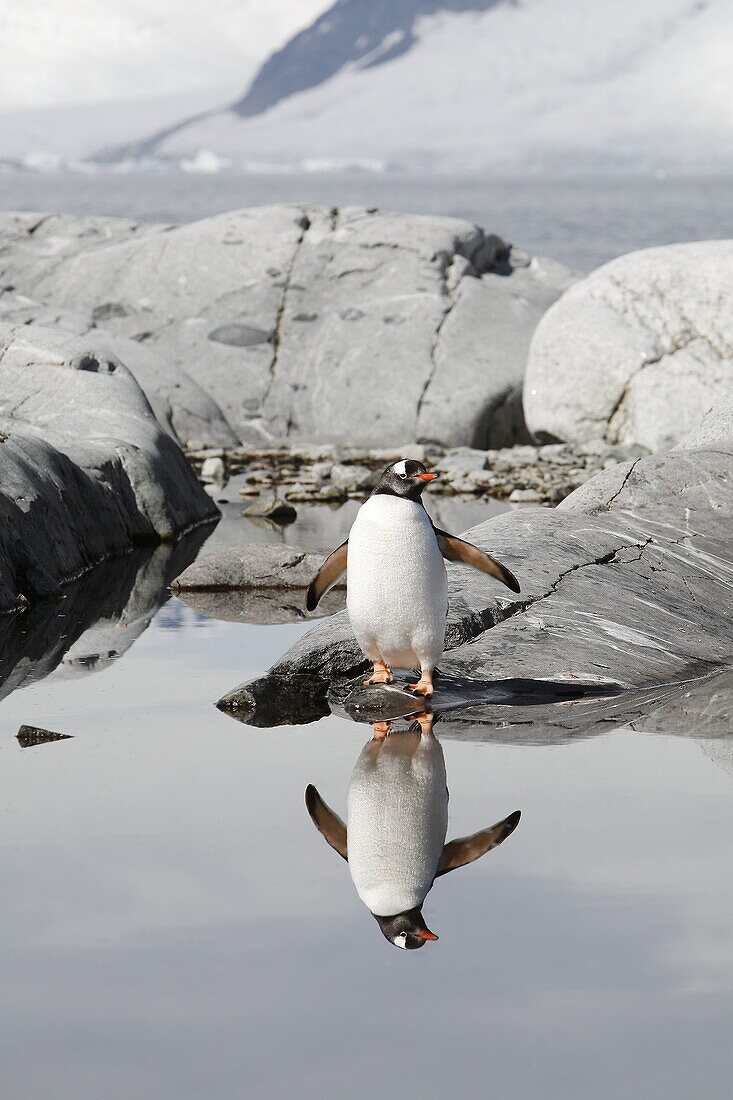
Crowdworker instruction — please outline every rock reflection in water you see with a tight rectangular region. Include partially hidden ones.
[306,713,520,949]
[0,524,211,702]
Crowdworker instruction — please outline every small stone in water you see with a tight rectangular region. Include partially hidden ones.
[509,488,543,503]
[201,456,227,482]
[243,497,298,524]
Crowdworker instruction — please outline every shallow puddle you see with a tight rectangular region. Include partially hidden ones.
[2,502,733,1099]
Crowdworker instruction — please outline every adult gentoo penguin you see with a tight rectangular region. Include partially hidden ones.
[306,458,519,695]
[305,713,521,949]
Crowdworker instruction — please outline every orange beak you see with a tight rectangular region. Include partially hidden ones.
[416,472,438,482]
[416,930,439,941]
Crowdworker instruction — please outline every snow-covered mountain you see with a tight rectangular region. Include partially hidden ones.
[118,0,733,171]
[0,0,328,161]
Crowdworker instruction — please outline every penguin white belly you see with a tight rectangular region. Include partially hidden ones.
[347,733,448,916]
[346,495,448,671]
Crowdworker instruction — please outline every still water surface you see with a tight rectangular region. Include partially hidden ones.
[2,495,733,1099]
[2,168,732,272]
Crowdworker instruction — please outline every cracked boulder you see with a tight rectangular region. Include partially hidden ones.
[0,323,218,612]
[524,240,733,450]
[0,207,575,447]
[217,436,733,732]
[0,214,238,450]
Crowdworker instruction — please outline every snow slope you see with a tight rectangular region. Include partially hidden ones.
[0,0,328,159]
[151,0,733,171]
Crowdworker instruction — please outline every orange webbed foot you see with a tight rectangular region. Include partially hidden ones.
[363,661,394,686]
[408,679,434,697]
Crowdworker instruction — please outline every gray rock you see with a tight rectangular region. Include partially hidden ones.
[171,542,342,593]
[0,323,218,611]
[417,257,574,447]
[16,725,72,747]
[242,496,297,523]
[174,585,346,626]
[0,207,574,447]
[328,463,376,492]
[201,456,227,482]
[218,442,733,737]
[0,292,238,452]
[507,488,543,503]
[677,393,733,450]
[0,529,209,701]
[433,448,487,478]
[524,241,733,450]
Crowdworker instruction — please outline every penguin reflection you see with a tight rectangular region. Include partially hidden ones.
[306,713,520,949]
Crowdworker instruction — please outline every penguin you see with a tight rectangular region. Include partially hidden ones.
[306,458,520,695]
[305,713,521,949]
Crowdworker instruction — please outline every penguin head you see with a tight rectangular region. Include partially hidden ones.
[374,459,438,501]
[373,908,439,950]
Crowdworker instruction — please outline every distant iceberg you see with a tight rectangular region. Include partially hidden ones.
[179,149,230,174]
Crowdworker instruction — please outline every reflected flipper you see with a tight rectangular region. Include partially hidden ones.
[306,541,348,611]
[436,809,521,876]
[435,529,520,593]
[305,784,348,861]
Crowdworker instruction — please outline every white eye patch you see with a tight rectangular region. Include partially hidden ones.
[394,932,408,949]
[393,460,408,477]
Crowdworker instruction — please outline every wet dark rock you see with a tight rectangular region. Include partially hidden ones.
[16,725,72,748]
[0,527,209,702]
[332,676,624,725]
[217,673,331,728]
[435,669,733,745]
[323,670,733,747]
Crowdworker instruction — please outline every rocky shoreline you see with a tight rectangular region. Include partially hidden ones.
[188,438,648,507]
[218,395,733,737]
[2,199,732,752]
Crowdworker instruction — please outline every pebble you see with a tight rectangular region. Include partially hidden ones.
[329,463,376,491]
[201,456,226,483]
[242,496,297,523]
[188,439,641,507]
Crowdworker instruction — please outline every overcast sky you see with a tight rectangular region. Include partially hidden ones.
[0,1,330,110]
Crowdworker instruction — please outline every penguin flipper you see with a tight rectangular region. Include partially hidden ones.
[436,809,521,877]
[305,785,348,861]
[434,529,520,593]
[306,540,348,611]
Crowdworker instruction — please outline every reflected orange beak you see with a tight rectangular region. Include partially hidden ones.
[416,472,438,482]
[416,930,439,941]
